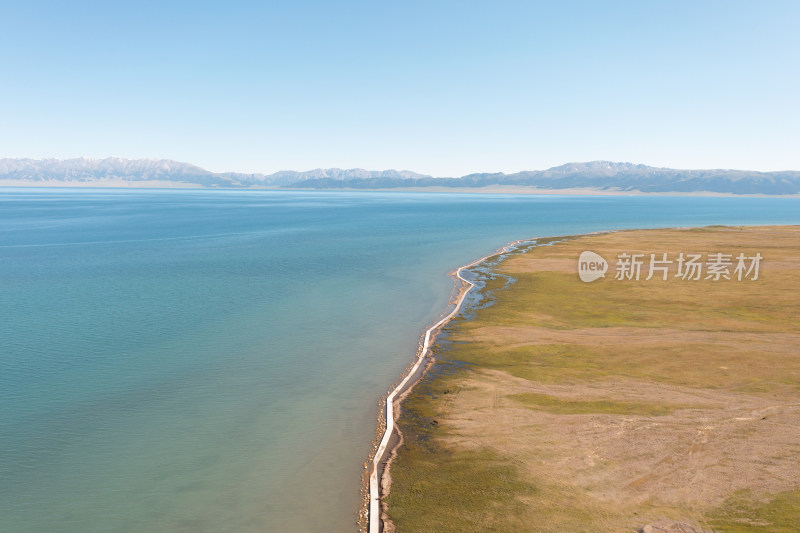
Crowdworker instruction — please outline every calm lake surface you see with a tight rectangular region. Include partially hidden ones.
[1,188,798,532]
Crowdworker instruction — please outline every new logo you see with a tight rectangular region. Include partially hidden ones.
[578,251,608,282]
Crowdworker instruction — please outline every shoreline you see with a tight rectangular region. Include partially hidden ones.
[365,232,611,532]
[365,238,531,533]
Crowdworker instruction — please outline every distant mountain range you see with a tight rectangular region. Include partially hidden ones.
[1,158,799,195]
[0,158,431,188]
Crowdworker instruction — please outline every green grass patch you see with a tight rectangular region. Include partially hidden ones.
[477,267,800,334]
[510,392,678,416]
[435,339,800,393]
[385,445,537,533]
[708,490,800,532]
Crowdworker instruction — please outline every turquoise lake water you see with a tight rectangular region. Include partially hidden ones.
[1,188,798,532]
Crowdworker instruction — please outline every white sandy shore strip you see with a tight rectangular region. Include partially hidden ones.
[368,238,531,533]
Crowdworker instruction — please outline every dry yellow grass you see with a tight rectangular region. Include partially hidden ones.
[386,226,800,533]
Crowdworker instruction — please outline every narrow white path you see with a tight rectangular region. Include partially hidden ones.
[368,240,525,533]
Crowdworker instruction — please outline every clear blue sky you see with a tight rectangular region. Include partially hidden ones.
[2,1,799,176]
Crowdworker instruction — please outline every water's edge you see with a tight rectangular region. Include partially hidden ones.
[366,231,606,532]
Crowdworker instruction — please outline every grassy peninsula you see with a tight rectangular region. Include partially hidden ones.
[385,226,800,532]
